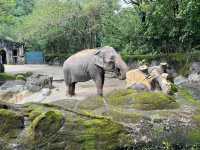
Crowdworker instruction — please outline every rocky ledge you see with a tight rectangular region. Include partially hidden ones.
[0,88,199,150]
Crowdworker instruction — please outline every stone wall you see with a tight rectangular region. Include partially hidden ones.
[0,39,24,64]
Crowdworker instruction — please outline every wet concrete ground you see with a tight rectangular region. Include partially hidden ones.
[4,65,126,104]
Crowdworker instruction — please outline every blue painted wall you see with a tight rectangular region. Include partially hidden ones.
[25,51,44,64]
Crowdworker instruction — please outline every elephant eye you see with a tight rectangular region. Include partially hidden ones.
[110,55,115,61]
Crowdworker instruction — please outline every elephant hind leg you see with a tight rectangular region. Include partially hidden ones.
[68,83,76,96]
[71,82,76,95]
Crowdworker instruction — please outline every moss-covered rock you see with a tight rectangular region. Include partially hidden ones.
[78,96,104,111]
[0,86,199,149]
[132,91,179,110]
[24,103,46,121]
[16,74,26,81]
[0,108,24,139]
[15,72,33,79]
[64,115,132,150]
[29,110,64,142]
[108,108,142,123]
[106,89,179,110]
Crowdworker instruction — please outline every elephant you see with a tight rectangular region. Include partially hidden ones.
[63,46,128,96]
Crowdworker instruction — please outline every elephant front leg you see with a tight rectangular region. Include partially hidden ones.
[94,74,104,96]
[96,83,103,96]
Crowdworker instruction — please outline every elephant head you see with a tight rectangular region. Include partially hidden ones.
[94,46,128,80]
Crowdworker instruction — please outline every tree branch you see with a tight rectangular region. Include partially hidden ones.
[123,0,140,6]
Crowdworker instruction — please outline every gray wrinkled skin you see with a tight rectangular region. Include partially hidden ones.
[63,46,128,96]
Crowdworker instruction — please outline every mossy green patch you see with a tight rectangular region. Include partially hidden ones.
[169,84,178,95]
[187,129,200,143]
[78,96,104,110]
[30,110,64,142]
[108,107,142,123]
[193,114,200,126]
[0,109,24,139]
[132,92,179,110]
[0,73,16,81]
[66,116,132,150]
[28,107,44,121]
[105,89,179,110]
[16,74,26,81]
[23,103,47,120]
[106,89,135,106]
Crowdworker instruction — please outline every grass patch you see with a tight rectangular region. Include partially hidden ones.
[0,73,16,81]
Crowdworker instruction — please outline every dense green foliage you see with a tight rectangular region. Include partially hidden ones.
[0,0,199,56]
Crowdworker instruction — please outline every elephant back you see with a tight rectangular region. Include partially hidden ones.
[68,49,96,60]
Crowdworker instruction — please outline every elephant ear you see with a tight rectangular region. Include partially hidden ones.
[94,49,104,68]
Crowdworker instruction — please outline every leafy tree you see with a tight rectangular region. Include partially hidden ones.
[1,0,199,57]
[15,0,119,53]
[0,0,16,39]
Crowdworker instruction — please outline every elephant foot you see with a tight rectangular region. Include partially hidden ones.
[70,93,76,97]
[67,92,76,97]
[97,92,103,96]
[66,93,76,97]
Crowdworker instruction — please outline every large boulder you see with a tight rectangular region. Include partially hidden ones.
[25,74,53,92]
[0,108,24,138]
[0,80,26,92]
[29,110,65,142]
[190,62,200,74]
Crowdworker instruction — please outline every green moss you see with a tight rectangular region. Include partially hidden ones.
[106,89,135,106]
[23,103,47,120]
[108,107,142,123]
[132,92,179,110]
[30,110,64,142]
[61,110,133,150]
[169,84,178,95]
[75,117,132,150]
[193,114,200,125]
[0,109,24,139]
[187,129,200,143]
[105,89,179,110]
[0,73,16,81]
[16,74,26,81]
[28,107,44,121]
[78,96,104,110]
[15,72,33,78]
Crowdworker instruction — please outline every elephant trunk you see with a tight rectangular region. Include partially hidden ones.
[115,55,129,80]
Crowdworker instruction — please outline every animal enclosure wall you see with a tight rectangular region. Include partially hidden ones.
[25,51,44,64]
